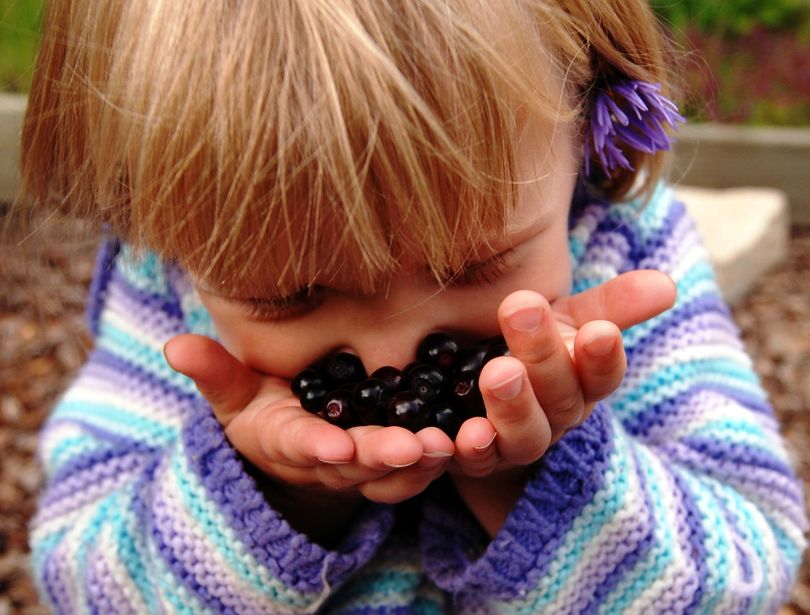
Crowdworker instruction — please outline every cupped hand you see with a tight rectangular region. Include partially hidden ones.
[450,270,676,492]
[163,335,454,508]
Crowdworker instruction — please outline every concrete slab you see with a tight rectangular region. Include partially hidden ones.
[0,93,26,204]
[675,185,790,304]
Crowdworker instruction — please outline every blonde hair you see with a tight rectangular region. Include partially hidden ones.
[19,0,675,295]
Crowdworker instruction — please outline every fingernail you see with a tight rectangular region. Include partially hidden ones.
[423,450,453,459]
[317,457,352,465]
[585,334,616,357]
[384,460,419,469]
[473,432,497,451]
[490,372,523,400]
[507,306,541,332]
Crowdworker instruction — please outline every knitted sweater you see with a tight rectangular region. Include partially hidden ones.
[30,183,807,614]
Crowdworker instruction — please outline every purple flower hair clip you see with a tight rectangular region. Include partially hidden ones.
[585,79,686,177]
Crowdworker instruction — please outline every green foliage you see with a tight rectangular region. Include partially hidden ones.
[0,0,44,92]
[652,0,810,37]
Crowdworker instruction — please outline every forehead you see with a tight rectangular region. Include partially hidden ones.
[199,118,578,300]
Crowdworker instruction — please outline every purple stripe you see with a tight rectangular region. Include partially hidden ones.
[678,436,801,485]
[620,386,771,437]
[78,346,196,413]
[180,400,394,594]
[38,451,151,516]
[107,266,185,321]
[41,541,75,615]
[672,470,709,614]
[422,402,614,599]
[581,445,656,612]
[85,238,120,337]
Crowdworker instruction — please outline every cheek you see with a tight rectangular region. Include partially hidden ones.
[200,298,318,378]
[512,236,573,301]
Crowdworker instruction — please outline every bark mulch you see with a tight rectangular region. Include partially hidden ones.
[1,220,809,614]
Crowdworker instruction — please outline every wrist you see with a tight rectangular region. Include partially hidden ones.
[450,468,531,538]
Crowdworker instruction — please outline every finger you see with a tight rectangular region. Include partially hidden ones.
[164,334,262,426]
[499,291,584,431]
[352,426,425,470]
[452,417,499,477]
[574,320,627,403]
[478,356,551,466]
[254,403,356,466]
[553,270,677,330]
[358,457,449,503]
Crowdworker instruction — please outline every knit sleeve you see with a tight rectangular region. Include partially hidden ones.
[421,185,808,613]
[29,242,394,614]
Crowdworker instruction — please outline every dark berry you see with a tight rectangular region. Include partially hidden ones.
[457,344,489,374]
[291,368,324,397]
[387,391,431,432]
[451,371,486,418]
[406,364,447,403]
[417,333,460,371]
[431,404,465,439]
[319,390,358,428]
[483,340,510,365]
[326,353,366,386]
[300,385,328,412]
[369,366,405,391]
[353,378,391,425]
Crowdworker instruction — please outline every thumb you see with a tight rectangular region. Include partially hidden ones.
[164,334,262,427]
[553,270,677,330]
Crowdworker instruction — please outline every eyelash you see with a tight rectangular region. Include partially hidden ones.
[448,252,512,287]
[243,251,514,321]
[244,286,326,321]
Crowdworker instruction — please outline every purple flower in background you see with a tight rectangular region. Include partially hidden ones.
[585,80,686,176]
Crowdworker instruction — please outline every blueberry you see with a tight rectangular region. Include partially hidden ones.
[369,366,405,391]
[353,378,391,425]
[326,353,366,386]
[406,364,447,403]
[417,333,460,371]
[300,385,328,412]
[482,340,510,365]
[319,390,358,428]
[291,367,323,397]
[451,371,485,418]
[457,344,489,374]
[431,404,464,439]
[388,391,431,432]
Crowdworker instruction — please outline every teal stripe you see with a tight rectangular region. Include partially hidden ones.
[613,359,764,420]
[596,449,678,614]
[48,435,98,470]
[150,547,212,615]
[119,248,172,296]
[168,448,314,608]
[334,569,423,606]
[513,432,631,613]
[726,489,770,614]
[96,321,197,394]
[105,490,159,614]
[55,400,177,445]
[683,473,733,614]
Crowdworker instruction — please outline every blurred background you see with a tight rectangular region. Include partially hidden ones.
[1,1,809,613]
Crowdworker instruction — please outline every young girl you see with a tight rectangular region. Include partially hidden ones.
[20,0,806,613]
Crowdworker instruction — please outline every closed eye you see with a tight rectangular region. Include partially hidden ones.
[444,249,514,287]
[242,285,326,321]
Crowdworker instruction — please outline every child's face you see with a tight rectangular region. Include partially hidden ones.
[196,119,579,379]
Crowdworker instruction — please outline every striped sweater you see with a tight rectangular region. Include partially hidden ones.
[30,183,807,614]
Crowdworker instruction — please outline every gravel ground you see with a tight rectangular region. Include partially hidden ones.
[1,220,809,614]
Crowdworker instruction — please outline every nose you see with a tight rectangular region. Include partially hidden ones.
[340,312,431,375]
[335,283,448,374]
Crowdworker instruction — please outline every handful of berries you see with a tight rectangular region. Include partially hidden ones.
[291,333,509,439]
